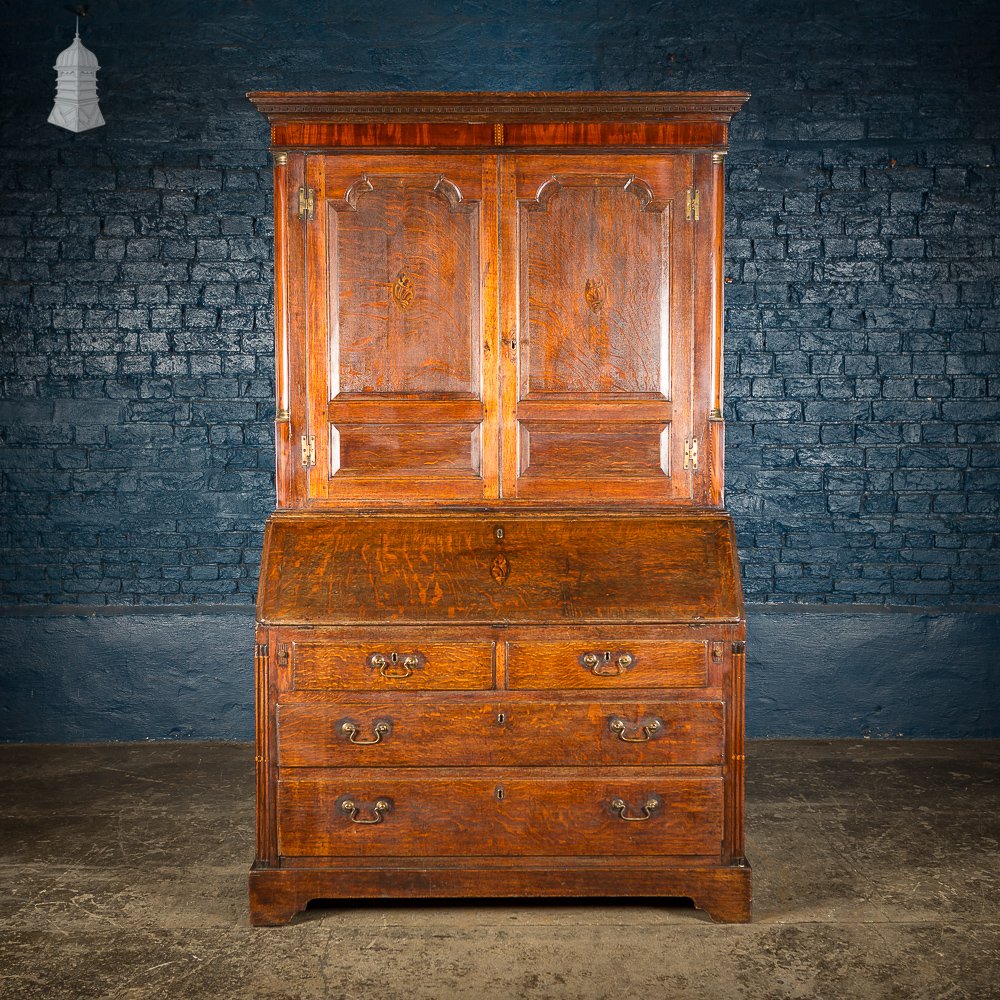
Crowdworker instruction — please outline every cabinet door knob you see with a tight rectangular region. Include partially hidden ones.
[610,796,661,822]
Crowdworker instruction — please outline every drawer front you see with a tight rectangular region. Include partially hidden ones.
[278,699,724,767]
[292,641,494,691]
[507,640,709,689]
[277,774,723,858]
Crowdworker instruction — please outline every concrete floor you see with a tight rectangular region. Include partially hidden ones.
[0,742,998,1000]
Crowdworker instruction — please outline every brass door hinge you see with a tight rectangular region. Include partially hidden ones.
[685,188,700,222]
[298,186,315,220]
[683,437,699,470]
[300,434,316,468]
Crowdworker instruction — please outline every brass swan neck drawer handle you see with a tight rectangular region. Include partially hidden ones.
[340,720,392,745]
[608,717,661,743]
[582,651,634,676]
[340,798,391,825]
[368,653,419,679]
[610,796,661,822]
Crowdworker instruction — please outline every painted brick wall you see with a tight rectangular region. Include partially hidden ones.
[1,0,998,607]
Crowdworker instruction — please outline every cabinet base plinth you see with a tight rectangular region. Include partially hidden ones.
[248,861,752,926]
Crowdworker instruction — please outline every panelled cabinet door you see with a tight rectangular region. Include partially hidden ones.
[303,155,499,503]
[499,154,697,504]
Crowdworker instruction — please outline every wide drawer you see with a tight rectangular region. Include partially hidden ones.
[507,640,709,689]
[292,640,494,691]
[277,699,725,767]
[277,772,724,858]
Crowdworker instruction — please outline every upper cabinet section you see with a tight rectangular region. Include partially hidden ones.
[249,92,749,510]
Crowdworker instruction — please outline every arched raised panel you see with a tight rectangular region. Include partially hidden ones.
[519,174,671,398]
[305,154,498,504]
[331,171,480,397]
[500,153,696,504]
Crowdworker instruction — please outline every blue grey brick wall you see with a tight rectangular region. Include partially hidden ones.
[1,0,998,608]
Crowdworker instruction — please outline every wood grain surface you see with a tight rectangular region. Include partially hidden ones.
[277,771,724,858]
[247,90,751,123]
[292,640,494,691]
[249,861,751,925]
[276,698,724,767]
[257,512,742,625]
[506,639,709,689]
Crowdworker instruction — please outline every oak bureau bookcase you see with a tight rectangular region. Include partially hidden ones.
[246,91,752,925]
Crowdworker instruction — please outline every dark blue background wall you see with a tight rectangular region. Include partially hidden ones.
[0,1,998,739]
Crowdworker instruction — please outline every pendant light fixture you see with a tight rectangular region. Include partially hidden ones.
[48,7,105,133]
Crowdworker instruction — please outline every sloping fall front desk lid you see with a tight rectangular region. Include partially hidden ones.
[257,512,744,626]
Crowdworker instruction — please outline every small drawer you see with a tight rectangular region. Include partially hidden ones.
[277,699,724,768]
[277,772,724,858]
[292,641,494,691]
[507,640,709,689]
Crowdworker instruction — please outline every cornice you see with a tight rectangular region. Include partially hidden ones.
[246,90,751,124]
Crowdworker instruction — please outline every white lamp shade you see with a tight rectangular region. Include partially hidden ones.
[48,31,105,133]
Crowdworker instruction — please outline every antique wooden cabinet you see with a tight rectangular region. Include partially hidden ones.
[247,91,751,924]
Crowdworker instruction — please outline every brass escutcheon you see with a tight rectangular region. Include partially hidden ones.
[582,651,634,676]
[368,652,418,679]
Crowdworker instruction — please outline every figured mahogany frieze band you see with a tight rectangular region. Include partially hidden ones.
[269,121,728,151]
[249,90,750,122]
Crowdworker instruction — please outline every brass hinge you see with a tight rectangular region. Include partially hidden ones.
[300,434,316,468]
[685,188,700,222]
[683,437,699,470]
[298,186,315,220]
